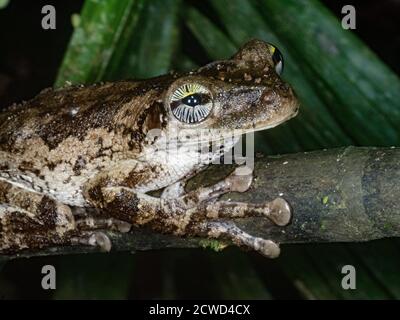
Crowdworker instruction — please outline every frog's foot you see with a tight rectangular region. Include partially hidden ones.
[192,221,280,258]
[176,165,291,226]
[70,231,112,252]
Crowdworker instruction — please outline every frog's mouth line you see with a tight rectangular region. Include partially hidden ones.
[250,105,299,134]
[167,110,299,148]
[153,102,299,149]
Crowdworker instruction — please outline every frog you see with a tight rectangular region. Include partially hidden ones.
[0,39,299,258]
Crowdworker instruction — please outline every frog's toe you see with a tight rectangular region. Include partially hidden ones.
[89,232,112,252]
[254,238,280,259]
[73,231,112,252]
[226,165,253,193]
[267,197,292,226]
[114,220,132,233]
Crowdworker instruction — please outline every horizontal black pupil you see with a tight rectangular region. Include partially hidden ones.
[182,94,201,107]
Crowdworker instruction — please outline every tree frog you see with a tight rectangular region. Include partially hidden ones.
[0,40,299,258]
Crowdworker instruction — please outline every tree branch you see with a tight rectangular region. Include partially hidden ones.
[2,146,400,261]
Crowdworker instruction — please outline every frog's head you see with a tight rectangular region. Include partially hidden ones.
[163,39,299,136]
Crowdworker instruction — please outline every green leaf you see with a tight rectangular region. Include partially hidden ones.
[0,0,9,10]
[55,0,144,86]
[172,53,198,72]
[115,0,181,79]
[257,0,400,146]
[184,7,237,60]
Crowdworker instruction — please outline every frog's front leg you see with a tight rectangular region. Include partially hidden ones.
[164,166,291,257]
[171,166,291,225]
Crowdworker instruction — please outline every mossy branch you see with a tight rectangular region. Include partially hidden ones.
[2,146,400,261]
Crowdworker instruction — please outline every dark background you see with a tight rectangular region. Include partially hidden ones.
[0,0,399,299]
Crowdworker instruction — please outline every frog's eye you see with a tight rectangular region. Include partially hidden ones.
[169,83,213,124]
[269,44,284,75]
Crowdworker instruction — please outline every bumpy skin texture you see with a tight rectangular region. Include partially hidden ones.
[0,40,299,257]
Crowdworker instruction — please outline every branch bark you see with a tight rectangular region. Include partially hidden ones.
[2,146,400,261]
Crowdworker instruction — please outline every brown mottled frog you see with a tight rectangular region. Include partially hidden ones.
[0,40,299,258]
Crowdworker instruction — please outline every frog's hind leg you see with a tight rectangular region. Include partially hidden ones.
[0,203,112,253]
[0,203,67,253]
[0,179,111,254]
[0,179,75,234]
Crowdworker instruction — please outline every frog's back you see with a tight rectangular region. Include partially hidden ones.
[1,81,144,151]
[1,77,172,157]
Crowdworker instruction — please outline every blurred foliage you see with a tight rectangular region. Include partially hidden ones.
[55,0,145,86]
[50,0,400,299]
[53,253,135,299]
[0,0,9,10]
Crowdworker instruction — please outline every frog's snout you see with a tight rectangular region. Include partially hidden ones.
[283,92,300,120]
[259,85,300,122]
[288,88,300,117]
